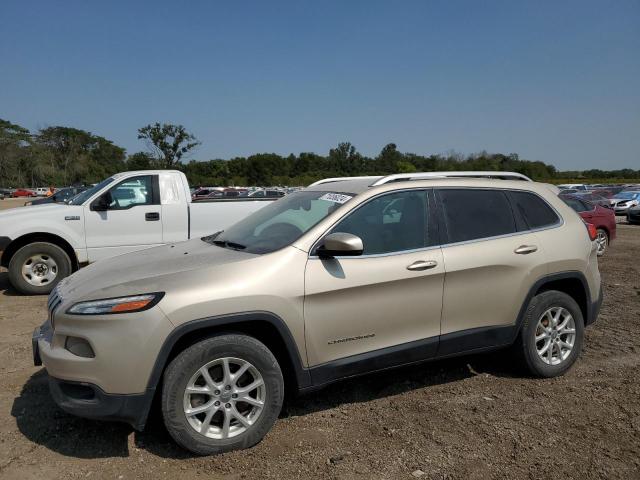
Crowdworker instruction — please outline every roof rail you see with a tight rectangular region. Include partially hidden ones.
[370,171,532,186]
[308,176,381,187]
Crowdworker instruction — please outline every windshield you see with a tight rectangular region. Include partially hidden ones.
[614,192,640,200]
[206,190,355,254]
[68,177,114,205]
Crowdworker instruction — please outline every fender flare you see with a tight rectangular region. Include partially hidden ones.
[133,311,311,430]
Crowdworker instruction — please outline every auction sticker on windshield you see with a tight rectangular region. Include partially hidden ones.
[319,193,353,204]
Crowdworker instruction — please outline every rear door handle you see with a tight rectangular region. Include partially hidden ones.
[407,260,438,271]
[514,245,538,255]
[145,212,160,221]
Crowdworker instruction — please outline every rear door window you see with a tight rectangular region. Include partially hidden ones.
[509,191,560,229]
[437,189,517,243]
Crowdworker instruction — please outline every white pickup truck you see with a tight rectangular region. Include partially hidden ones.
[0,170,274,294]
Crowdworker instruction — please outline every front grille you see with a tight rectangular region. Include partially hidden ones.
[47,287,62,330]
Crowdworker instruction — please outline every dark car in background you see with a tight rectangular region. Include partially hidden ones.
[248,188,285,198]
[196,188,249,200]
[191,187,223,200]
[560,194,616,256]
[24,186,87,206]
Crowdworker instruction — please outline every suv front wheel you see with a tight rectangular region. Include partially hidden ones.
[515,290,585,377]
[161,334,284,455]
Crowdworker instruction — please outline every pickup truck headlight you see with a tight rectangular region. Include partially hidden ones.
[67,293,164,315]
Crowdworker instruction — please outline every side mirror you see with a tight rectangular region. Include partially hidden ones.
[317,232,363,258]
[91,192,111,211]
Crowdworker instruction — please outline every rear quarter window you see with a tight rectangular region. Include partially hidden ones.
[509,191,560,229]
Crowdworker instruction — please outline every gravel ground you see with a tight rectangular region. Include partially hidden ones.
[1,197,639,479]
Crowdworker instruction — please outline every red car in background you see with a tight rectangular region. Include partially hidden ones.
[11,188,36,198]
[560,194,616,256]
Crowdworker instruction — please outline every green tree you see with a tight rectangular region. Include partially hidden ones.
[127,152,156,170]
[137,123,200,168]
[376,143,404,172]
[0,119,32,186]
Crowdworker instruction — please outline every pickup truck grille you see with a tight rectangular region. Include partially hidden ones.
[47,287,62,330]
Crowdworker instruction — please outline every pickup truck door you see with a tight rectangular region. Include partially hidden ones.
[83,174,163,262]
[159,172,190,243]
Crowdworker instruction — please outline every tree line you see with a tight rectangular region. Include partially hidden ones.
[1,118,638,188]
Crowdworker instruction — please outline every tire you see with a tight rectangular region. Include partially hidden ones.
[595,228,608,256]
[514,290,584,378]
[8,242,72,295]
[161,334,284,455]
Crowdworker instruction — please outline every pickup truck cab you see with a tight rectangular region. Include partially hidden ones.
[0,170,273,294]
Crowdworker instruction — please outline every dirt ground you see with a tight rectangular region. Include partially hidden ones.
[1,197,639,479]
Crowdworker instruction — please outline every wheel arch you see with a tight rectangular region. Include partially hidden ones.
[529,272,591,327]
[136,312,311,428]
[1,232,79,270]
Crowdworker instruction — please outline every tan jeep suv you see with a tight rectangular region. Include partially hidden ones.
[32,172,603,455]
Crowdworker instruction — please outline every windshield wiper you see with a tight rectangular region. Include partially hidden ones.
[211,239,247,250]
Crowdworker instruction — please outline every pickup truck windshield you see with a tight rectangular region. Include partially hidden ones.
[208,191,354,254]
[68,177,114,205]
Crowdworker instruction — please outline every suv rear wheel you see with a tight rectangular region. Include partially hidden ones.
[161,334,284,455]
[515,290,584,377]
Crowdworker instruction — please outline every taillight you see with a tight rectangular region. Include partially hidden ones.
[585,222,597,241]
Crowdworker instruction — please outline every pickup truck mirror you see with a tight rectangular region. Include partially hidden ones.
[317,232,364,258]
[90,192,111,211]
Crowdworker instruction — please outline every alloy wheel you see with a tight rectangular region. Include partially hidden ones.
[535,307,576,366]
[183,357,266,439]
[595,231,608,255]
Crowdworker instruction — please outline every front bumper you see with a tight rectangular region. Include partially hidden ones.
[0,236,11,266]
[31,312,169,430]
[47,376,151,430]
[627,210,640,223]
[32,322,153,429]
[614,204,635,215]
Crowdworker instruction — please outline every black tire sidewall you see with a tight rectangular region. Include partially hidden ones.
[519,290,585,378]
[8,242,72,295]
[161,334,284,456]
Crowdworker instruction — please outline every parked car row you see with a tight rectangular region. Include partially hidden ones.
[556,184,640,217]
[24,186,89,206]
[191,186,288,201]
[559,194,616,256]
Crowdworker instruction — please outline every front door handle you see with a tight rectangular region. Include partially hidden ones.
[145,212,160,221]
[514,245,538,255]
[407,260,438,271]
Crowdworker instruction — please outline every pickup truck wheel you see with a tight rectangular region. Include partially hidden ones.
[162,334,284,455]
[8,242,72,295]
[515,290,584,378]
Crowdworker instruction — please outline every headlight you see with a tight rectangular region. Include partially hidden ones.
[24,201,32,206]
[67,293,164,315]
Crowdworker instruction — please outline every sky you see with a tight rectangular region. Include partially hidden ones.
[1,0,638,170]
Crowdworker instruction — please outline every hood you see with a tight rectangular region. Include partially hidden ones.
[0,202,74,221]
[57,238,258,300]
